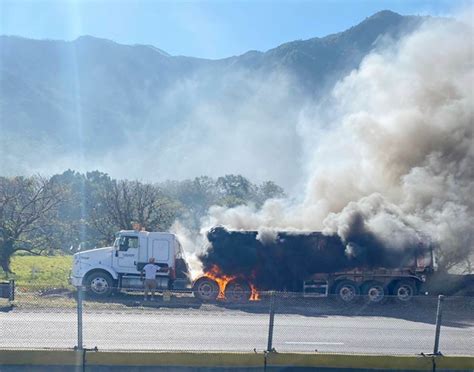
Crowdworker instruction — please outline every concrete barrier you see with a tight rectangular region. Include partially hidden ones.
[266,353,474,370]
[87,350,263,368]
[1,349,473,371]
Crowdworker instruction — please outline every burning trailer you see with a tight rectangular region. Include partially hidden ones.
[193,226,435,303]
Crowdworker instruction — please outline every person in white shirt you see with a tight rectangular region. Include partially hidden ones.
[141,257,164,301]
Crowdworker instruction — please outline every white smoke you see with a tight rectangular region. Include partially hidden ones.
[206,14,474,271]
[256,228,279,245]
[98,70,306,190]
[170,221,204,278]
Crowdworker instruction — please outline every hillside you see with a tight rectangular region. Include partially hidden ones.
[0,10,424,185]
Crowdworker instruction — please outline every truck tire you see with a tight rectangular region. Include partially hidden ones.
[193,277,219,301]
[393,280,417,302]
[224,280,251,303]
[84,271,114,298]
[362,281,387,304]
[334,280,360,304]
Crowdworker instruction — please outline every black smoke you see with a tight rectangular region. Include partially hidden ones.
[199,225,430,291]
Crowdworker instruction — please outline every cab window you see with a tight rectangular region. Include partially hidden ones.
[118,236,139,251]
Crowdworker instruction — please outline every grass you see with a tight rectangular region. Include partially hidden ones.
[2,255,73,288]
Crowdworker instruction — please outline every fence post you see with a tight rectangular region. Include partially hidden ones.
[9,279,15,301]
[76,286,84,351]
[267,291,276,352]
[433,295,444,355]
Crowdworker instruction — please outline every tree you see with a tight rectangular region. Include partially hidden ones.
[256,181,286,206]
[160,175,288,228]
[91,179,180,242]
[216,175,256,207]
[0,176,64,274]
[161,176,218,229]
[50,170,109,252]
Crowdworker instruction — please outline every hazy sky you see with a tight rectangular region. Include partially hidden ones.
[0,0,468,59]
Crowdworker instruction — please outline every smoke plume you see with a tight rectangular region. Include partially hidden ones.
[201,13,474,274]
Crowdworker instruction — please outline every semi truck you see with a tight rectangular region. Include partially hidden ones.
[192,226,437,304]
[70,230,190,297]
[70,227,472,303]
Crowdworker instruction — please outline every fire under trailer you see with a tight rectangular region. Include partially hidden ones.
[192,226,436,304]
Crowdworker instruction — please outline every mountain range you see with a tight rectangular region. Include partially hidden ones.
[0,10,425,186]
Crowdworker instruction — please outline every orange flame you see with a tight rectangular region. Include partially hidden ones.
[203,265,261,301]
[203,265,236,299]
[250,283,260,301]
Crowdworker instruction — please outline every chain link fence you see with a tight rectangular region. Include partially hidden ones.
[1,283,473,356]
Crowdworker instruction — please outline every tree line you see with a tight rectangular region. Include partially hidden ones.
[0,170,285,274]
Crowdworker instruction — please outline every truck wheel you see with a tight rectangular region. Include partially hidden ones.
[334,280,359,304]
[224,280,251,303]
[362,281,387,304]
[85,271,113,298]
[193,277,219,301]
[393,280,417,302]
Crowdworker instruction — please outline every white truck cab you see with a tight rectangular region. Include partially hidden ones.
[70,230,190,297]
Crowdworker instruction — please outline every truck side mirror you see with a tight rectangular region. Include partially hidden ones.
[115,249,119,257]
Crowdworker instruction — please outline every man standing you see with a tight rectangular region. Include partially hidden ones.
[141,257,160,301]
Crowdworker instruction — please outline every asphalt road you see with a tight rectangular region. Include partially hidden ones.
[1,298,473,355]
